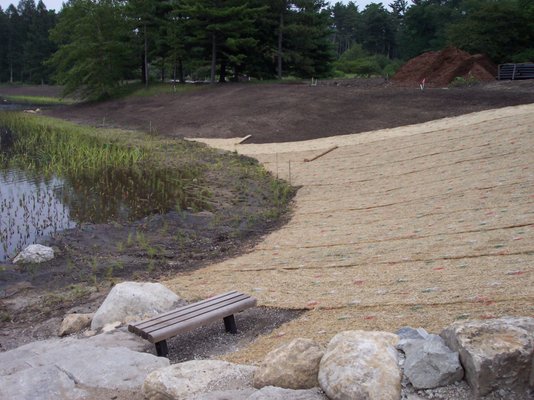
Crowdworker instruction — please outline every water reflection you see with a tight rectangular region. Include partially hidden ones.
[0,166,199,262]
[0,169,75,261]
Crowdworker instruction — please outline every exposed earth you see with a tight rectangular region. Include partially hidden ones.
[42,79,534,143]
[1,80,533,398]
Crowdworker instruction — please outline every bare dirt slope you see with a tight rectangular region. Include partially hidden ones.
[166,104,534,363]
[45,80,534,143]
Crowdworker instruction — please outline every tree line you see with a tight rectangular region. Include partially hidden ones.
[1,0,532,99]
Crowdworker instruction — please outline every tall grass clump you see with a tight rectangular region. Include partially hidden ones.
[0,112,147,176]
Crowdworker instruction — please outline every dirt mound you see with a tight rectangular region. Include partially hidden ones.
[393,47,497,87]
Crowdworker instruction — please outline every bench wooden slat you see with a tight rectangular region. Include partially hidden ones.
[133,291,239,326]
[127,291,256,344]
[132,291,244,330]
[130,294,251,339]
[134,294,251,335]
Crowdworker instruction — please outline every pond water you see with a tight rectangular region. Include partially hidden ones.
[0,169,75,261]
[0,165,199,262]
[0,164,200,262]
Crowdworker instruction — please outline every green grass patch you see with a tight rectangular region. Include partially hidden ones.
[2,95,77,105]
[113,81,203,99]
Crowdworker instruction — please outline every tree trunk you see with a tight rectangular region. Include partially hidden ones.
[277,10,284,80]
[144,23,149,88]
[219,59,226,83]
[178,58,185,83]
[210,32,217,83]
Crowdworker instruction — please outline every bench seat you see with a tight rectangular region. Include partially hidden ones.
[128,291,257,357]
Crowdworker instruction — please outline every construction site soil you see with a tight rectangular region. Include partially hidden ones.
[44,79,534,143]
[1,81,533,398]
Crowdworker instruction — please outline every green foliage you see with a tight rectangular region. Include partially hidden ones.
[334,44,402,77]
[48,0,135,100]
[449,74,480,88]
[447,0,534,63]
[510,49,534,63]
[3,0,534,87]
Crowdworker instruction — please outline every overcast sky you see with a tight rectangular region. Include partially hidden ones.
[0,0,379,13]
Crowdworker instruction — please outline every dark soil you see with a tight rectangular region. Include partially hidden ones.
[45,79,534,144]
[1,78,533,357]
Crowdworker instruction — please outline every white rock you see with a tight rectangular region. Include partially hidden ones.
[441,316,534,397]
[254,338,324,389]
[0,337,169,392]
[318,330,401,400]
[143,360,257,400]
[13,244,54,264]
[58,313,94,336]
[91,282,184,330]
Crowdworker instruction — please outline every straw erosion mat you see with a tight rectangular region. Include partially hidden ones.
[166,103,534,363]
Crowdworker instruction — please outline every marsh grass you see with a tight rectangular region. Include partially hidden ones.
[0,113,147,175]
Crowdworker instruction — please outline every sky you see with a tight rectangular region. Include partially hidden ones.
[0,0,378,13]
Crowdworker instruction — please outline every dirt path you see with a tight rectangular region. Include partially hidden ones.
[165,104,534,363]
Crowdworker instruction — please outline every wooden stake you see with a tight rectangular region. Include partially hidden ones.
[303,146,338,162]
[237,134,252,144]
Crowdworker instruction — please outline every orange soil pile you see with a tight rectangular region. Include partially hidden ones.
[393,47,497,87]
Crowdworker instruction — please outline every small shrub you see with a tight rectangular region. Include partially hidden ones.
[449,74,480,87]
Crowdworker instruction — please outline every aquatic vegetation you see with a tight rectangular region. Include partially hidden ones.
[0,113,207,261]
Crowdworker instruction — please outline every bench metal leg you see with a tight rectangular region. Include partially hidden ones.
[155,340,169,357]
[224,314,237,334]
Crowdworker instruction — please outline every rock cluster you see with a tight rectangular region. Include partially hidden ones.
[142,317,534,399]
[2,280,533,400]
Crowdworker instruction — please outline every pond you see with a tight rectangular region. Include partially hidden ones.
[0,118,204,262]
[0,165,200,262]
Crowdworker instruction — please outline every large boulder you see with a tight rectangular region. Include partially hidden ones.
[59,313,94,336]
[0,365,87,400]
[91,282,184,330]
[318,331,401,400]
[0,336,169,396]
[441,316,534,397]
[402,335,463,389]
[143,360,257,400]
[253,338,324,389]
[13,244,54,264]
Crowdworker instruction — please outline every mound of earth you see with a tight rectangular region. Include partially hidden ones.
[393,47,497,87]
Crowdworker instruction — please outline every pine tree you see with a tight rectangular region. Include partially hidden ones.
[48,0,135,99]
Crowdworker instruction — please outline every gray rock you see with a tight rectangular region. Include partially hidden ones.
[59,313,93,336]
[247,386,328,400]
[396,327,428,341]
[143,360,257,400]
[403,337,463,389]
[441,316,534,397]
[86,328,148,352]
[0,337,169,392]
[91,282,184,330]
[318,330,401,400]
[193,389,256,400]
[0,365,87,400]
[13,244,54,264]
[253,338,324,389]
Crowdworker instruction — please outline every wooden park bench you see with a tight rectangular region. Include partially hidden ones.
[128,291,257,357]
